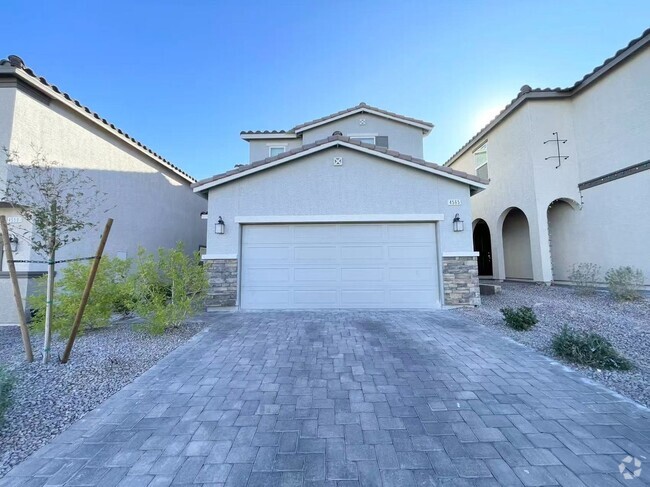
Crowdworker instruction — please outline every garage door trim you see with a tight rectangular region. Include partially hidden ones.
[236,216,445,309]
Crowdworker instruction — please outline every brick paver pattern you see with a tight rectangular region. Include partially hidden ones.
[2,310,649,486]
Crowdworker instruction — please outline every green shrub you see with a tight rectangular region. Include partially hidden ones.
[568,262,601,295]
[0,366,14,425]
[132,243,208,335]
[500,306,538,331]
[551,326,633,370]
[29,256,134,338]
[604,266,644,301]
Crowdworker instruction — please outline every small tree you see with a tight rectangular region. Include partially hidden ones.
[2,148,107,363]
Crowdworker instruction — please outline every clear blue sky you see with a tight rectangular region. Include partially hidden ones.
[2,1,648,180]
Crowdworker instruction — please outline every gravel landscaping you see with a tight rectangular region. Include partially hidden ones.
[0,317,207,478]
[457,282,650,408]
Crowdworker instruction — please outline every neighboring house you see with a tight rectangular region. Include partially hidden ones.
[446,29,650,287]
[0,55,207,324]
[193,103,487,310]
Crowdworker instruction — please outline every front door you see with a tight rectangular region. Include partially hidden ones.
[473,220,493,276]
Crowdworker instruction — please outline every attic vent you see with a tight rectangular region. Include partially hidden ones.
[332,131,343,136]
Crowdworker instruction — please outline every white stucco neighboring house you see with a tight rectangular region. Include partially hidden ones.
[193,103,487,310]
[446,29,650,288]
[0,55,207,324]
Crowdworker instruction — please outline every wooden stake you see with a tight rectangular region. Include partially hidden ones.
[0,215,33,362]
[61,218,113,364]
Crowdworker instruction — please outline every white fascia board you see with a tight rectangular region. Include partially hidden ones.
[240,133,299,140]
[193,140,485,193]
[234,214,445,224]
[294,108,433,134]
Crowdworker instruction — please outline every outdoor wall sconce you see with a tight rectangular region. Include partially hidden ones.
[8,233,19,252]
[215,216,225,235]
[452,214,464,232]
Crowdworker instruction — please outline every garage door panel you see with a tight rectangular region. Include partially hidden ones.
[294,268,339,281]
[245,267,290,283]
[339,224,383,241]
[389,267,435,281]
[341,289,386,305]
[340,246,383,260]
[387,245,435,260]
[245,225,292,243]
[294,289,338,305]
[388,223,433,242]
[246,246,291,261]
[293,224,339,241]
[341,268,384,282]
[241,223,439,309]
[294,246,338,260]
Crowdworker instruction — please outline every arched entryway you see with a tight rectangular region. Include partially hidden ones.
[547,198,580,281]
[472,219,493,276]
[501,207,533,280]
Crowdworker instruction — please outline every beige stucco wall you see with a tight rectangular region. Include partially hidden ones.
[449,47,650,286]
[204,146,474,258]
[247,138,302,163]
[0,86,207,324]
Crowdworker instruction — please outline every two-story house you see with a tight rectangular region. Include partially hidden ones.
[193,103,487,310]
[0,55,207,324]
[446,29,650,288]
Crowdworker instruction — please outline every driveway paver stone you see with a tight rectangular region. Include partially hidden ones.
[1,310,649,486]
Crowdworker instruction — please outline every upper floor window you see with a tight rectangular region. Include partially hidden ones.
[350,136,376,145]
[268,146,286,157]
[474,142,488,179]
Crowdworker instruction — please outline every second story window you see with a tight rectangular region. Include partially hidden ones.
[268,146,286,157]
[350,136,376,145]
[474,142,488,179]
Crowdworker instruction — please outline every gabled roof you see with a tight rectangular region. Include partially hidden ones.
[193,135,486,194]
[0,55,197,184]
[240,102,434,140]
[445,27,650,167]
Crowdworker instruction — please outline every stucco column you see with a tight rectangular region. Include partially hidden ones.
[490,219,506,281]
[530,212,553,283]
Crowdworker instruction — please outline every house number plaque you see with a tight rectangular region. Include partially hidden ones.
[447,199,461,206]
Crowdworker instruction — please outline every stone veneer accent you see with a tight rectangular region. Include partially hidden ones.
[442,256,481,306]
[205,259,238,308]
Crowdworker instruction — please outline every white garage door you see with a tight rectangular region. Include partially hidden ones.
[240,223,440,309]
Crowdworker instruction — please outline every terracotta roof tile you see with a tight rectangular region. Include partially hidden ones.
[0,55,197,183]
[193,135,486,190]
[445,27,650,166]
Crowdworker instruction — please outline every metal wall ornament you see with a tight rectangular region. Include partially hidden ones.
[544,132,569,168]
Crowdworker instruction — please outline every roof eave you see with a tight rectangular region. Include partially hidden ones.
[294,107,434,135]
[0,63,198,184]
[240,133,299,140]
[193,138,485,194]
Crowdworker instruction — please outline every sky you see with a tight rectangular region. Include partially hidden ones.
[1,1,649,180]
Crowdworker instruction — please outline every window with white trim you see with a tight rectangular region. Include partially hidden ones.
[349,136,376,145]
[268,146,286,157]
[474,142,488,179]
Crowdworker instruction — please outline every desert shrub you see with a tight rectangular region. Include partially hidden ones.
[132,243,208,335]
[568,262,601,295]
[551,326,633,370]
[604,266,644,301]
[500,306,538,331]
[0,366,14,425]
[29,256,134,338]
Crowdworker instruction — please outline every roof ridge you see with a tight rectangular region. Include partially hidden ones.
[0,55,197,183]
[291,102,434,132]
[444,26,650,166]
[193,135,486,191]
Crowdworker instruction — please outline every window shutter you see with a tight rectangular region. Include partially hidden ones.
[375,136,389,148]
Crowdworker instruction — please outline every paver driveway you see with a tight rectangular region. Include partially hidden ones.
[2,310,649,486]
